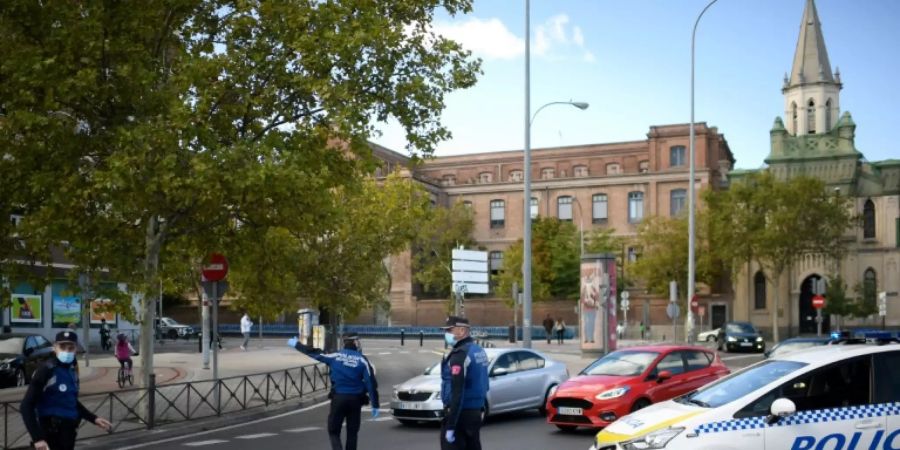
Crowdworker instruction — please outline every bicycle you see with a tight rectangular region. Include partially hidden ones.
[117,363,134,388]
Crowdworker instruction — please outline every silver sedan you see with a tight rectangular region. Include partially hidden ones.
[390,347,569,425]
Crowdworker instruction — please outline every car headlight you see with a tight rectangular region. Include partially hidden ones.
[756,337,764,342]
[595,386,630,400]
[726,336,737,342]
[392,389,399,400]
[0,362,9,371]
[622,427,684,450]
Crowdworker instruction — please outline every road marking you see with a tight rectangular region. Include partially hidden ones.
[369,416,394,422]
[430,350,445,357]
[235,433,278,439]
[720,354,764,361]
[284,427,321,433]
[399,351,410,354]
[418,350,431,353]
[184,440,228,447]
[118,401,330,449]
[378,352,392,355]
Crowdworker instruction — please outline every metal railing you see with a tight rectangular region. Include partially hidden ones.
[0,363,329,449]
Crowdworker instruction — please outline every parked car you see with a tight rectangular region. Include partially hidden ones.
[390,348,568,425]
[716,321,765,353]
[546,344,729,431]
[764,336,831,358]
[156,317,195,339]
[0,333,56,388]
[697,328,720,342]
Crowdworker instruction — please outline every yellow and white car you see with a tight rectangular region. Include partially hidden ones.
[590,341,899,450]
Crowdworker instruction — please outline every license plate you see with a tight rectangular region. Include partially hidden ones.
[558,407,583,415]
[740,342,752,347]
[399,402,423,410]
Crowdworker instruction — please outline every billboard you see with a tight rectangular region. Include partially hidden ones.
[52,296,82,326]
[580,254,617,353]
[10,294,42,324]
[90,299,116,324]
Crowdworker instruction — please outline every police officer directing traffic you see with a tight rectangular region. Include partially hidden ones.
[21,331,112,450]
[288,332,378,450]
[440,316,489,450]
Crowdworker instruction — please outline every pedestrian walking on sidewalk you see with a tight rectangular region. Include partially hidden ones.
[99,319,111,352]
[289,332,378,450]
[20,331,112,450]
[440,316,489,450]
[555,319,566,344]
[542,314,554,344]
[240,312,253,351]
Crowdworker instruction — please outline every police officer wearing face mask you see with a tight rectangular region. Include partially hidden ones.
[440,316,489,450]
[288,332,378,450]
[21,331,112,450]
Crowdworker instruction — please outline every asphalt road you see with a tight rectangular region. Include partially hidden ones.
[109,343,765,450]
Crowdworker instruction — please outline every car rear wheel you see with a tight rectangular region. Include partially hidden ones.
[15,369,25,387]
[167,329,179,340]
[631,398,651,412]
[555,425,577,432]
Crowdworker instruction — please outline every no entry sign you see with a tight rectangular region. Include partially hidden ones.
[812,294,826,310]
[202,253,229,282]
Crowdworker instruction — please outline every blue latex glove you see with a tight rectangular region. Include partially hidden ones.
[372,408,380,419]
[445,430,455,443]
[287,337,298,348]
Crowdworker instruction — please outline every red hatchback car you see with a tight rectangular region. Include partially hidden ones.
[545,344,729,431]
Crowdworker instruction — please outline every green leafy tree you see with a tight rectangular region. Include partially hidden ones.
[495,218,579,305]
[1,0,479,389]
[709,172,854,342]
[411,201,476,298]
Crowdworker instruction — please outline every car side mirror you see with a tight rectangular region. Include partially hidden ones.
[657,370,672,383]
[767,398,796,425]
[24,347,34,356]
[491,367,509,377]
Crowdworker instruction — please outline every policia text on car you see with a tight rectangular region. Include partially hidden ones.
[289,332,379,450]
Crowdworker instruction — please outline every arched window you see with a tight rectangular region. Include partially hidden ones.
[490,200,505,228]
[863,199,875,239]
[557,196,573,221]
[863,268,877,306]
[592,194,608,223]
[754,272,766,310]
[825,98,833,131]
[807,99,816,134]
[628,191,644,223]
[670,189,687,216]
[791,102,798,134]
[509,170,523,182]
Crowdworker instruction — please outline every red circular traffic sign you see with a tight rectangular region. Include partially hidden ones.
[202,253,229,281]
[812,294,826,309]
[690,295,699,311]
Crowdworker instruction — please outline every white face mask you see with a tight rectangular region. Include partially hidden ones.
[444,332,457,346]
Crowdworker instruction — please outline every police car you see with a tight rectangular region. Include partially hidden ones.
[589,338,899,450]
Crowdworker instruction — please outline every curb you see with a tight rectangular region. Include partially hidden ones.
[79,391,331,449]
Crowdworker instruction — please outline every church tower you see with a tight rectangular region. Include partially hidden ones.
[782,0,842,136]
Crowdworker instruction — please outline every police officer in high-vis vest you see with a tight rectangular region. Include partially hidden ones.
[440,316,489,450]
[21,331,112,450]
[289,332,378,450]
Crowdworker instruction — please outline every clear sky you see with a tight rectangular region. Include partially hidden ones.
[374,0,900,169]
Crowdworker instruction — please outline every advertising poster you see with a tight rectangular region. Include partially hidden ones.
[580,254,617,353]
[10,294,42,324]
[90,299,116,324]
[52,296,82,326]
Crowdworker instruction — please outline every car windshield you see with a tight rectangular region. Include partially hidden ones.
[769,341,824,357]
[581,351,659,376]
[678,360,806,408]
[726,323,756,334]
[0,337,24,354]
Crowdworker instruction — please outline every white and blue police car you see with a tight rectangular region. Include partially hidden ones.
[589,338,899,450]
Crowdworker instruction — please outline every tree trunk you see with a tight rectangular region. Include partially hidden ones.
[140,216,163,422]
[770,272,780,344]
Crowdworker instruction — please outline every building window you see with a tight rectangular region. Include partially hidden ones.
[627,247,638,262]
[825,99,833,131]
[639,160,649,173]
[670,146,686,167]
[791,102,798,135]
[863,268,877,306]
[530,197,539,219]
[490,200,505,228]
[670,189,687,216]
[754,271,766,310]
[541,168,555,180]
[863,199,876,239]
[606,163,621,175]
[573,165,589,177]
[592,194,608,223]
[807,99,816,134]
[462,200,473,209]
[509,170,523,182]
[628,191,644,223]
[479,172,493,184]
[489,251,504,272]
[441,174,456,186]
[557,196,573,221]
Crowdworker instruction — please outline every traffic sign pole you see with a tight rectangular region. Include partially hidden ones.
[811,293,826,337]
[201,253,228,414]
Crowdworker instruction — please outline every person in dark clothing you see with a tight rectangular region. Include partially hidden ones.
[99,319,111,352]
[542,314,554,344]
[288,332,378,450]
[441,316,489,450]
[21,331,112,450]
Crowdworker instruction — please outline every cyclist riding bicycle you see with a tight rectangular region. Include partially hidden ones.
[115,333,136,375]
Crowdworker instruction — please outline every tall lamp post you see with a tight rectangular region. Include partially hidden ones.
[688,0,719,343]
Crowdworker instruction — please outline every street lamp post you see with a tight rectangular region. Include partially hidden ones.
[688,0,719,343]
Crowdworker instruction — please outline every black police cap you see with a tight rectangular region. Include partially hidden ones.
[55,330,78,344]
[442,316,471,329]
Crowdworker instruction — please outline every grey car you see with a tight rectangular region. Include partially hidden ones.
[390,347,569,425]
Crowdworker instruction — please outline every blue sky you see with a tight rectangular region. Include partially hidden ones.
[374,0,900,169]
